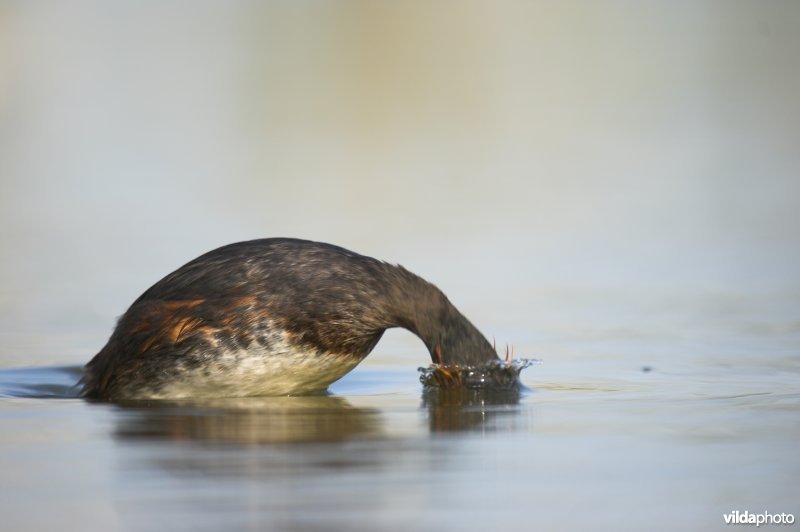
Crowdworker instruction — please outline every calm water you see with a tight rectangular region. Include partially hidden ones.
[1,290,798,531]
[2,2,799,530]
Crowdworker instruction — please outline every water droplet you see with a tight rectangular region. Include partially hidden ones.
[418,358,537,389]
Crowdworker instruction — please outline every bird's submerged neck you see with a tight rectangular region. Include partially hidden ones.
[379,265,499,367]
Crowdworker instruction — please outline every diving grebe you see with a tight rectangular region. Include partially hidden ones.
[82,238,500,400]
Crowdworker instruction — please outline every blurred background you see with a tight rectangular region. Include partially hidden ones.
[1,1,798,366]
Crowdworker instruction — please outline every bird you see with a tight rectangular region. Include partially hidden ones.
[81,238,500,400]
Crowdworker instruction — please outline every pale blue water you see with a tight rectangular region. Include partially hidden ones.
[2,2,800,530]
[2,291,798,532]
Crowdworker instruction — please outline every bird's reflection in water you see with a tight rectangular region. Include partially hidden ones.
[113,395,384,445]
[112,387,529,447]
[115,387,528,444]
[422,386,527,433]
[109,387,529,482]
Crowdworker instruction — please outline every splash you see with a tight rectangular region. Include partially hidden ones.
[418,358,537,390]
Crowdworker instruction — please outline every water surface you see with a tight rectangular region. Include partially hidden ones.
[2,311,798,532]
[2,3,799,530]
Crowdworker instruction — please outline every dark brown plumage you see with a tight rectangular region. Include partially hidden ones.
[82,238,499,400]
